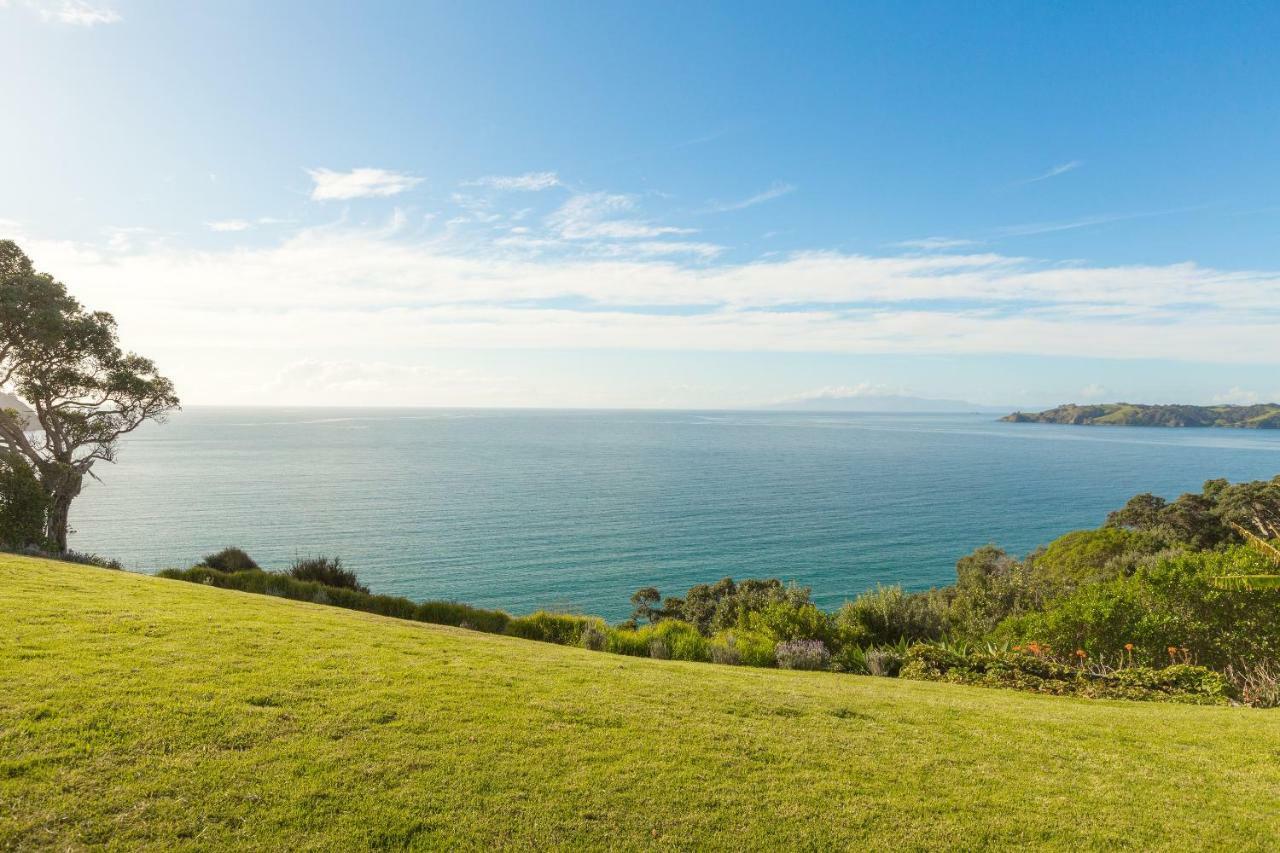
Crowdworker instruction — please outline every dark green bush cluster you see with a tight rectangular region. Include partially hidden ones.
[159,565,510,634]
[199,547,259,572]
[900,644,1232,705]
[0,453,47,549]
[287,556,368,593]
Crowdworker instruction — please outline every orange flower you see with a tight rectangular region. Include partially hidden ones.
[1124,643,1134,651]
[1167,646,1177,654]
[1075,649,1086,658]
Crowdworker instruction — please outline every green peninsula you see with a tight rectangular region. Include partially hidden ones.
[1003,402,1280,428]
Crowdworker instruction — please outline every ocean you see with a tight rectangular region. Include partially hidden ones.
[70,407,1280,620]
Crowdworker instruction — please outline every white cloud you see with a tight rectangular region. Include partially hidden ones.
[1018,160,1082,185]
[208,219,251,233]
[778,383,906,403]
[269,359,516,407]
[1211,387,1272,405]
[704,182,795,213]
[465,171,561,191]
[894,236,979,251]
[24,0,120,26]
[548,193,695,240]
[1079,383,1109,400]
[308,167,422,201]
[11,224,1280,407]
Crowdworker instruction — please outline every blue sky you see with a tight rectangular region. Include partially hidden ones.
[2,1,1280,408]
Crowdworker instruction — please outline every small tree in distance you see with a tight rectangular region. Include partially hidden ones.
[0,240,179,550]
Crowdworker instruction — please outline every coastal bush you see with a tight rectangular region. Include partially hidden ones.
[746,600,835,646]
[505,611,603,646]
[416,600,510,634]
[18,544,122,570]
[1225,661,1280,708]
[836,584,948,646]
[0,453,47,549]
[864,646,904,677]
[630,577,816,637]
[605,620,710,662]
[900,644,1231,705]
[711,629,775,668]
[159,566,511,635]
[1024,528,1148,596]
[947,545,1037,641]
[199,547,259,572]
[287,556,368,593]
[1000,546,1280,669]
[774,639,830,670]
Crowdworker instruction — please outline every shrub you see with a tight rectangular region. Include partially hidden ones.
[19,544,121,570]
[1225,661,1280,708]
[837,584,948,647]
[900,643,1231,704]
[287,556,368,593]
[747,600,834,645]
[159,566,511,635]
[709,634,742,665]
[1026,527,1147,596]
[415,600,510,634]
[1001,546,1280,670]
[0,453,47,549]
[864,647,904,677]
[505,611,602,646]
[199,547,259,572]
[775,639,830,670]
[604,626,654,658]
[707,629,774,667]
[579,621,607,651]
[604,621,709,662]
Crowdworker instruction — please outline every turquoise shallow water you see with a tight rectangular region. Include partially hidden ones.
[70,408,1280,620]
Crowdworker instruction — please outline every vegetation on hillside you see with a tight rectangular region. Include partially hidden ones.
[158,475,1280,707]
[4,554,1279,849]
[1002,402,1280,428]
[0,241,178,550]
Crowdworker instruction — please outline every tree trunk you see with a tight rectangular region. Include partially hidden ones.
[41,471,82,552]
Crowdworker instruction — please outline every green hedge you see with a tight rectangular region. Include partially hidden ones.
[159,567,511,634]
[900,644,1231,705]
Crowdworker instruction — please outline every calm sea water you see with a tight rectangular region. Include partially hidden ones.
[70,408,1280,620]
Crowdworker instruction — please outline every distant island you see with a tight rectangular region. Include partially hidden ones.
[1003,402,1280,428]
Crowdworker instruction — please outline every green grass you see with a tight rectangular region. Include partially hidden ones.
[3,555,1279,850]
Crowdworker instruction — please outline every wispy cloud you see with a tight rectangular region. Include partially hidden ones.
[1017,160,1083,185]
[893,236,980,251]
[465,171,561,191]
[308,167,422,201]
[996,206,1200,238]
[704,182,796,213]
[208,219,251,233]
[548,193,696,240]
[19,0,121,26]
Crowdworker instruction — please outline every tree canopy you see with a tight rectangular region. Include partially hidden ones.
[0,240,179,549]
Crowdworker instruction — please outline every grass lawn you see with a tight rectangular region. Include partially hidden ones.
[2,554,1279,850]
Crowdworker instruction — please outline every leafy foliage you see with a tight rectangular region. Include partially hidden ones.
[0,452,47,548]
[200,547,260,573]
[287,556,368,593]
[0,241,179,549]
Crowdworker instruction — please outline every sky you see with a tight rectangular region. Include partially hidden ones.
[2,1,1280,409]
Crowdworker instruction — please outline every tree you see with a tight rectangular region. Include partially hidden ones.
[629,586,662,624]
[0,240,179,550]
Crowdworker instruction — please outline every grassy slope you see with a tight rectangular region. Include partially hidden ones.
[3,556,1279,850]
